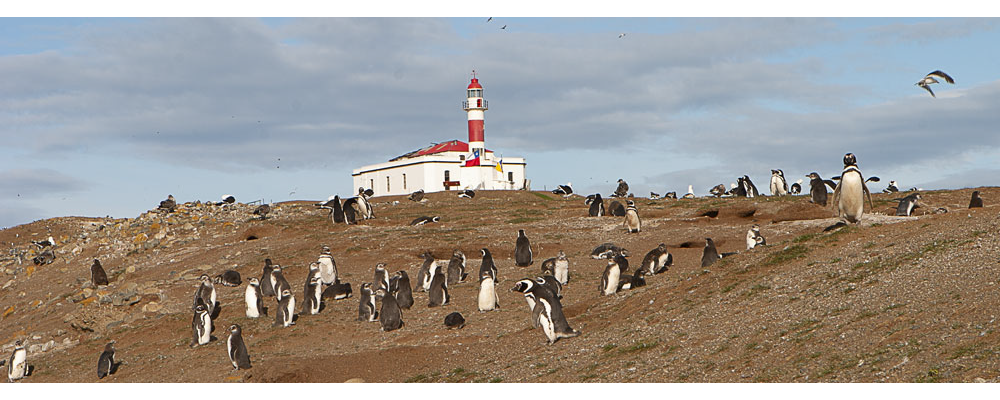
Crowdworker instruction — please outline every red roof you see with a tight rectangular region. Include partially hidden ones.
[467,78,482,89]
[390,140,491,161]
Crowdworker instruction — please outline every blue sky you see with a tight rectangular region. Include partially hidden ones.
[3,14,1000,228]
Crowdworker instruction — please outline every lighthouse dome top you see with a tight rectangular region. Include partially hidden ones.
[467,78,482,89]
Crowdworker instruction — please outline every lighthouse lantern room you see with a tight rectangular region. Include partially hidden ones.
[352,71,528,197]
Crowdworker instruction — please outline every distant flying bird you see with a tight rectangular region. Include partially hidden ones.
[487,17,492,22]
[618,33,626,39]
[501,25,507,30]
[915,70,955,98]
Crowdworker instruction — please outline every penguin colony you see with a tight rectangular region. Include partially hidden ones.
[7,154,988,382]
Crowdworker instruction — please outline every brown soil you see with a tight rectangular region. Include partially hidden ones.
[2,187,999,383]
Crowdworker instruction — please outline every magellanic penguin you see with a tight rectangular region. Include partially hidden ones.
[245,277,265,318]
[260,259,276,297]
[895,193,921,216]
[599,258,622,296]
[390,270,414,310]
[358,283,378,322]
[790,178,803,195]
[608,200,626,217]
[191,302,211,346]
[214,270,242,287]
[511,279,581,345]
[588,193,605,216]
[740,175,759,197]
[806,172,829,206]
[969,191,984,208]
[303,272,322,315]
[536,275,563,299]
[97,341,116,379]
[618,267,646,291]
[315,195,345,223]
[446,249,468,285]
[377,289,404,332]
[701,238,721,268]
[408,189,425,202]
[590,243,628,259]
[624,200,641,233]
[640,243,672,275]
[158,194,177,213]
[373,262,390,293]
[275,288,295,327]
[541,250,570,285]
[770,169,789,196]
[477,263,500,312]
[614,179,629,198]
[514,229,533,267]
[7,339,27,382]
[355,187,374,219]
[665,191,677,199]
[410,216,440,226]
[194,274,217,318]
[342,198,359,225]
[746,225,766,250]
[831,153,875,224]
[650,192,661,200]
[91,259,109,287]
[414,251,435,292]
[427,262,450,307]
[317,245,338,285]
[479,248,499,284]
[272,265,291,301]
[227,324,252,370]
[321,279,353,301]
[444,312,466,329]
[883,181,899,194]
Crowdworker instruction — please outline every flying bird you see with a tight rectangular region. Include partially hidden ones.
[487,17,492,22]
[618,33,626,39]
[915,70,955,98]
[501,25,507,30]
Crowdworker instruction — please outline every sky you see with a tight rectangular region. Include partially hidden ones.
[3,7,1000,228]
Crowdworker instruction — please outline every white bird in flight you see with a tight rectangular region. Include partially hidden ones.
[618,33,626,39]
[915,70,955,98]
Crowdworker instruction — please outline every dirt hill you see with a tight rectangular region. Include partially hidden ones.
[1,187,999,383]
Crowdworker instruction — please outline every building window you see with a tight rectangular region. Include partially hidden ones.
[403,173,407,190]
[508,171,514,183]
[369,179,374,192]
[386,176,390,192]
[444,170,450,181]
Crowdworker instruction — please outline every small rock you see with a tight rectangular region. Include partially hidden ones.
[82,288,94,297]
[126,265,136,273]
[28,344,41,353]
[345,378,365,383]
[974,377,986,383]
[143,302,162,313]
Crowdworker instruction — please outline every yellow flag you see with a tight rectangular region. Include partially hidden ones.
[495,158,503,173]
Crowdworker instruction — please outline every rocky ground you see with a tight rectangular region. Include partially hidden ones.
[1,187,999,383]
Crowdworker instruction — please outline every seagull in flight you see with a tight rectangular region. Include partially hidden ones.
[501,25,507,30]
[915,70,955,98]
[487,17,492,22]
[618,33,626,39]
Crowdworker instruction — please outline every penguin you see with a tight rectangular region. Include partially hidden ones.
[410,216,440,226]
[740,175,759,197]
[408,189,425,202]
[746,224,766,250]
[640,243,672,275]
[315,195,346,223]
[535,275,563,299]
[414,251,435,292]
[650,192,661,200]
[590,243,628,259]
[618,267,646,291]
[97,341,116,379]
[831,153,875,224]
[373,262,390,293]
[883,181,899,194]
[390,270,414,310]
[624,200,640,233]
[253,203,271,220]
[552,183,573,197]
[357,283,378,322]
[444,312,466,329]
[613,179,629,197]
[458,189,476,199]
[275,288,295,327]
[317,246,338,285]
[158,194,177,213]
[584,194,597,206]
[191,302,211,346]
[896,193,921,216]
[377,289,404,332]
[806,172,829,206]
[478,248,499,285]
[272,265,291,301]
[701,237,721,268]
[321,279,353,300]
[342,198,359,225]
[7,339,27,382]
[541,250,570,285]
[665,192,677,199]
[598,258,621,296]
[608,200,626,216]
[214,270,242,287]
[790,178,803,195]
[446,249,468,285]
[194,274,217,317]
[260,259,276,297]
[514,229,533,267]
[614,252,630,274]
[245,277,265,318]
[302,273,322,315]
[227,324,252,370]
[682,185,695,199]
[770,169,789,196]
[477,263,500,312]
[427,262,450,307]
[710,184,726,197]
[588,193,605,217]
[91,259,109,287]
[511,279,581,344]
[970,191,984,208]
[363,188,374,197]
[355,187,374,219]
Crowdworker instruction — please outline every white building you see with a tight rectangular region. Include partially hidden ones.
[352,72,527,197]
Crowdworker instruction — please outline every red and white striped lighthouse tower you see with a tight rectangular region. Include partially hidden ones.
[462,70,487,155]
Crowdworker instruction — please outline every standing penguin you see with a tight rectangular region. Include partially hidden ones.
[260,259,276,297]
[414,251,435,292]
[271,265,291,301]
[97,341,116,379]
[191,302,211,346]
[194,274,217,317]
[511,279,581,344]
[618,267,647,291]
[477,263,500,312]
[227,324,252,370]
[883,181,900,194]
[598,258,621,296]
[356,187,374,219]
[357,283,378,322]
[329,195,345,223]
[746,225,766,250]
[446,249,468,285]
[640,243,672,275]
[427,262,450,307]
[377,289,404,332]
[969,191,984,208]
[317,246,338,285]
[541,250,570,285]
[514,229,533,267]
[275,288,295,327]
[770,169,789,196]
[390,270,414,310]
[831,153,875,224]
[806,172,829,206]
[479,248,498,285]
[91,259,109,287]
[624,200,641,233]
[302,273,322,315]
[245,277,265,318]
[7,340,27,382]
[342,198,359,225]
[373,263,390,293]
[536,275,563,299]
[896,193,921,216]
[588,193,605,217]
[701,238,721,268]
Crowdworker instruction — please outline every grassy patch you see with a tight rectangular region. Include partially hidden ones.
[530,192,554,201]
[619,339,659,355]
[507,217,543,224]
[793,233,819,243]
[722,283,737,293]
[746,284,772,297]
[763,245,810,266]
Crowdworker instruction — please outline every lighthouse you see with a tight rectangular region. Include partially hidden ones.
[352,71,528,196]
